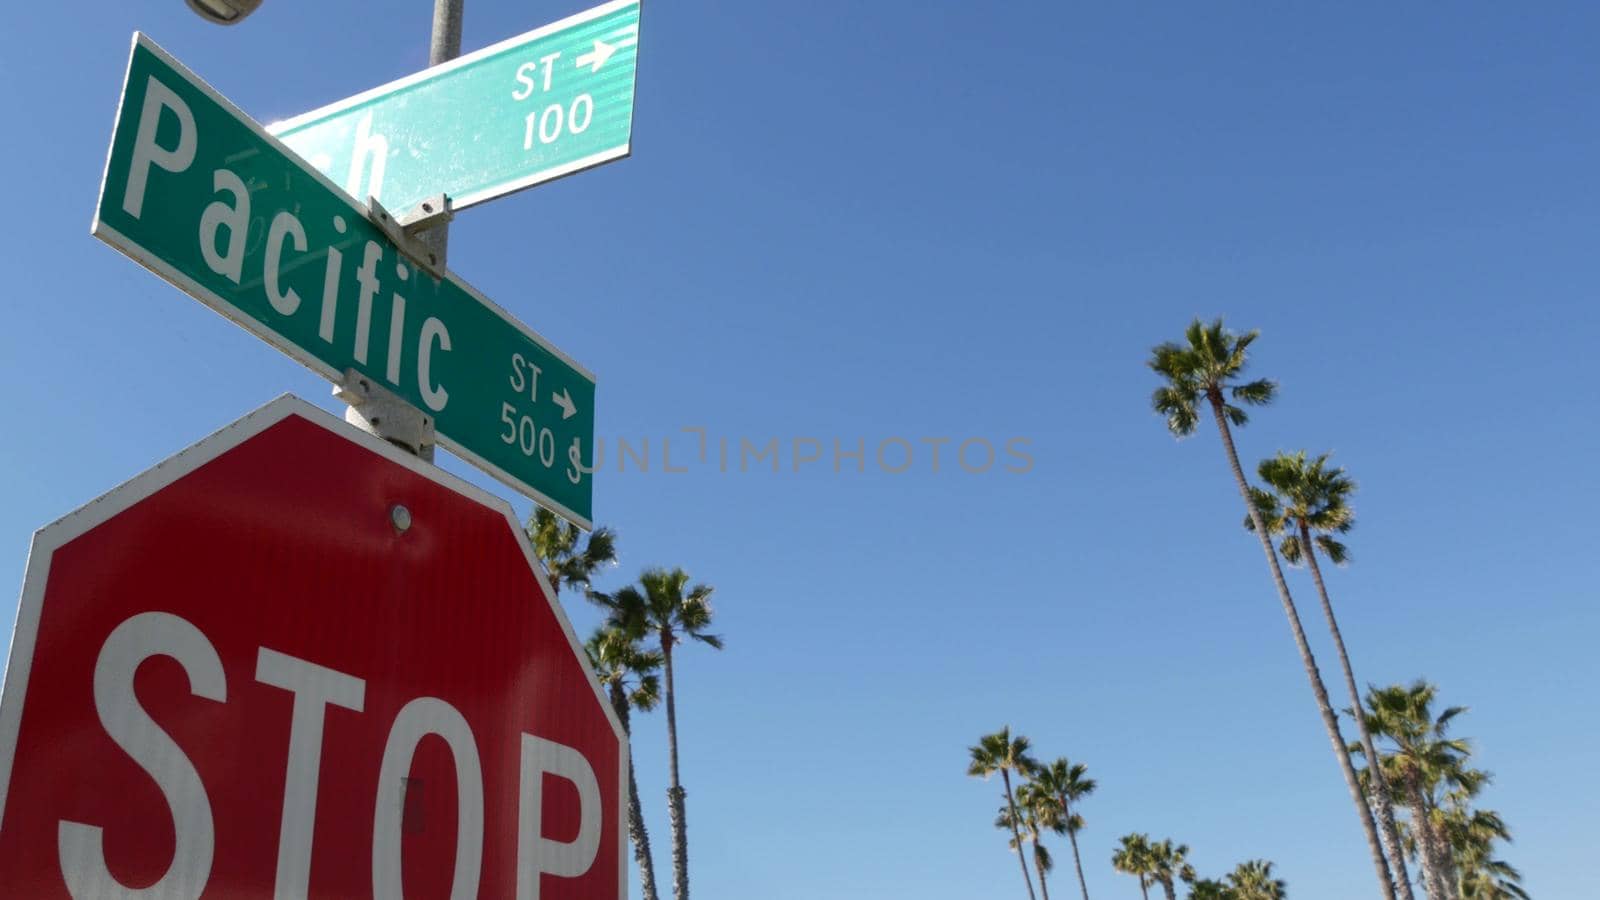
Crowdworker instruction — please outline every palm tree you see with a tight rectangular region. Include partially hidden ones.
[1359,682,1473,900]
[1188,879,1235,900]
[596,568,723,900]
[1148,318,1396,900]
[1031,758,1095,900]
[1226,860,1286,900]
[525,506,617,597]
[969,727,1041,900]
[1147,839,1196,900]
[1246,451,1415,900]
[583,625,664,900]
[1112,834,1156,900]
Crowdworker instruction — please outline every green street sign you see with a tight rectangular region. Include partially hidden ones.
[270,0,640,215]
[93,34,598,527]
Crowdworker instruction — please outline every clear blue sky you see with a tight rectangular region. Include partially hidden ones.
[3,1,1596,897]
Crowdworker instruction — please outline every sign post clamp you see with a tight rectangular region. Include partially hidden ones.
[365,194,454,280]
[333,369,437,460]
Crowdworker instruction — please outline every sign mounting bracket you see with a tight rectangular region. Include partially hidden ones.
[401,193,454,235]
[332,369,437,461]
[365,194,453,279]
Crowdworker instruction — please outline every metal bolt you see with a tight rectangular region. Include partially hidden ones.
[390,504,412,534]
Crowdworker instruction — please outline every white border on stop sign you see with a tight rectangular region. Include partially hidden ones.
[0,394,627,895]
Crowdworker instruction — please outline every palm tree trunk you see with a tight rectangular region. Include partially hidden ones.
[1001,771,1038,900]
[1404,776,1451,900]
[1032,838,1051,900]
[1427,815,1459,900]
[1066,825,1091,900]
[1420,792,1458,900]
[609,683,662,900]
[1159,876,1177,900]
[1206,393,1397,900]
[661,635,690,900]
[1139,876,1150,900]
[1299,523,1416,900]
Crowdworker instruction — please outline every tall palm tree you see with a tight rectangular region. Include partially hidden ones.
[583,625,664,900]
[1226,860,1286,900]
[597,568,723,900]
[1246,451,1415,900]
[968,727,1041,900]
[525,506,617,597]
[1147,839,1196,900]
[1112,834,1156,900]
[1359,682,1473,900]
[1030,758,1095,900]
[1148,319,1396,900]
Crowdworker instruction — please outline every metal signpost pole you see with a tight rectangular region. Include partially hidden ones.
[340,0,464,457]
[423,0,464,263]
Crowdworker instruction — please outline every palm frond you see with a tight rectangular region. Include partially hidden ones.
[1150,319,1276,446]
[1278,533,1304,565]
[632,567,725,654]
[968,727,1016,779]
[1315,535,1350,565]
[1148,341,1196,380]
[1033,841,1054,872]
[629,673,662,712]
[1243,486,1285,534]
[1436,705,1469,732]
[1230,378,1276,407]
[1253,449,1359,565]
[525,508,618,595]
[1152,385,1201,437]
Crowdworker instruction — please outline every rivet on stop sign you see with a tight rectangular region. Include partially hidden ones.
[390,504,412,533]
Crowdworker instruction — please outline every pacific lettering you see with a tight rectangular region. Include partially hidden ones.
[115,75,455,417]
[123,76,196,219]
[419,318,451,412]
[198,169,249,284]
[265,211,307,315]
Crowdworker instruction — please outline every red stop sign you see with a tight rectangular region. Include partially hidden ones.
[0,397,624,898]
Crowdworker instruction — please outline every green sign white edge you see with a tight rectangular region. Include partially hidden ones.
[91,32,598,530]
[267,0,640,212]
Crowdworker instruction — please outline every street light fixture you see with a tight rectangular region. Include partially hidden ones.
[185,0,263,25]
